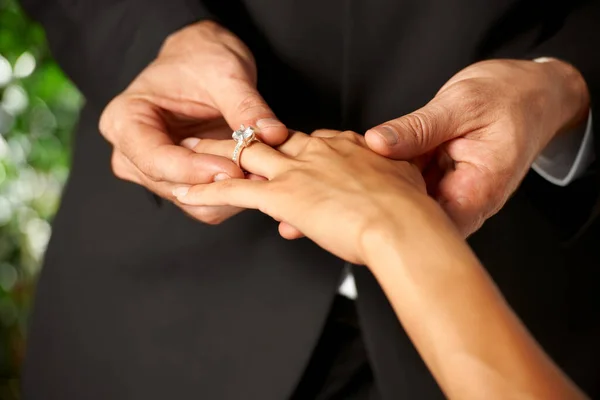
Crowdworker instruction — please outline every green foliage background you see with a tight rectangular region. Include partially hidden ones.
[0,0,82,397]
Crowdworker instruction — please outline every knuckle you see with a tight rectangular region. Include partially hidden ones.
[220,49,256,81]
[236,93,267,117]
[110,152,127,180]
[219,53,245,76]
[133,154,163,182]
[458,169,507,225]
[339,130,362,143]
[305,136,330,153]
[454,79,486,99]
[98,110,111,137]
[195,207,227,225]
[99,98,123,142]
[110,151,139,184]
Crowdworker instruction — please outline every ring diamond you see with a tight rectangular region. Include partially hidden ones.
[232,125,258,167]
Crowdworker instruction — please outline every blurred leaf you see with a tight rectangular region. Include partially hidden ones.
[0,0,81,397]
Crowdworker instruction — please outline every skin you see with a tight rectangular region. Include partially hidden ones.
[99,21,287,224]
[174,130,588,400]
[100,20,589,237]
[365,58,590,236]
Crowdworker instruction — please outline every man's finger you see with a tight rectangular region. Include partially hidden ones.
[365,101,461,160]
[113,151,246,224]
[111,150,141,183]
[209,78,288,146]
[140,144,244,183]
[179,204,244,225]
[118,118,244,184]
[436,162,501,237]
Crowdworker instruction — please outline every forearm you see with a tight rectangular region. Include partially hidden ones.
[363,199,585,399]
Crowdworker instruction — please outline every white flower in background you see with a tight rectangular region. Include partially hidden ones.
[2,84,29,115]
[4,166,39,204]
[16,206,37,230]
[0,54,11,87]
[13,52,36,79]
[30,101,57,136]
[18,166,40,202]
[25,217,51,268]
[7,136,28,165]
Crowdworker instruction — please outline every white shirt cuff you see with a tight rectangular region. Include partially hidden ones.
[532,111,594,186]
[338,267,358,299]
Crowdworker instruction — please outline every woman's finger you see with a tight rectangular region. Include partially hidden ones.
[181,137,290,179]
[310,129,341,138]
[116,144,248,223]
[278,222,305,240]
[275,130,311,157]
[175,179,270,210]
[335,130,367,146]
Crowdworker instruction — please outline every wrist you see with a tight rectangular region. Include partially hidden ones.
[359,194,455,270]
[160,20,222,56]
[535,58,590,134]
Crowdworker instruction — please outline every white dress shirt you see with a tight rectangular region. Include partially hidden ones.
[338,112,595,300]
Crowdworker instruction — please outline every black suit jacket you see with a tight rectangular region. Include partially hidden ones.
[20,0,600,399]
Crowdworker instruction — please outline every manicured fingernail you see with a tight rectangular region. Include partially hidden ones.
[376,126,398,146]
[213,173,231,182]
[181,137,200,149]
[256,118,285,130]
[172,186,190,198]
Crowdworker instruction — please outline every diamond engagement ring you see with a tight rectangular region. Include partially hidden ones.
[232,125,259,168]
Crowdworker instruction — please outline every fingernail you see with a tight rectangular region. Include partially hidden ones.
[172,186,190,198]
[256,118,285,130]
[213,173,231,182]
[181,137,200,149]
[376,126,398,146]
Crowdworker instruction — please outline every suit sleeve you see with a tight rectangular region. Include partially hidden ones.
[19,0,213,110]
[528,0,600,159]
[527,0,600,230]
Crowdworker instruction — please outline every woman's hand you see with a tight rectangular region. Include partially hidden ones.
[176,129,586,400]
[174,129,433,265]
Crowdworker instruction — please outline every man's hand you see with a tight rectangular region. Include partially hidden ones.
[99,21,287,224]
[365,59,590,236]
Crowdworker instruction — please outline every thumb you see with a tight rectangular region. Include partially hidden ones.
[365,101,460,160]
[210,77,288,146]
